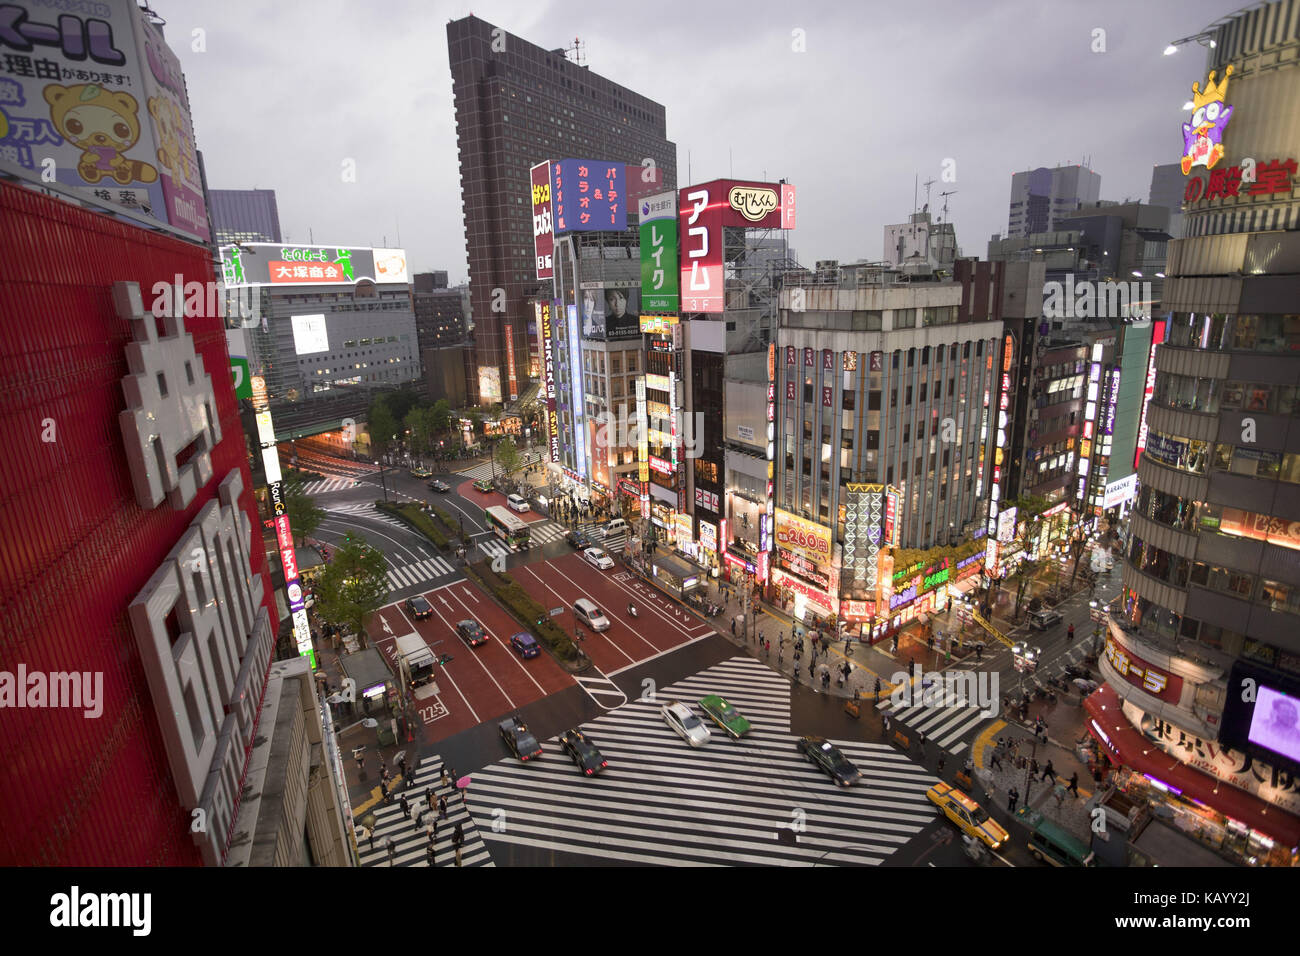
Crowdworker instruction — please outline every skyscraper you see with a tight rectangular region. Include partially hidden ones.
[210,188,283,244]
[446,15,676,406]
[1006,164,1102,238]
[1148,162,1186,239]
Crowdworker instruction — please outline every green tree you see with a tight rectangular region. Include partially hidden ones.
[468,409,484,438]
[430,398,452,435]
[386,387,420,424]
[284,480,325,546]
[406,406,437,457]
[312,535,389,647]
[496,436,521,476]
[1002,495,1049,620]
[368,396,398,459]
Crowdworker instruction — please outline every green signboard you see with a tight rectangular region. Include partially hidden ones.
[230,356,253,400]
[639,191,678,312]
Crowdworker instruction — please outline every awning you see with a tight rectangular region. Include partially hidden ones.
[1084,683,1300,850]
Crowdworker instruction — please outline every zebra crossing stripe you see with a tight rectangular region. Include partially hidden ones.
[387,557,457,590]
[357,759,494,867]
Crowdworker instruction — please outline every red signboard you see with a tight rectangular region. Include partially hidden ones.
[275,515,293,551]
[267,261,350,283]
[781,183,797,230]
[679,184,724,313]
[1105,637,1182,702]
[531,161,553,280]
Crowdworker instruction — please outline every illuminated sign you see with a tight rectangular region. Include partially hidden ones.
[997,506,1017,543]
[649,455,673,476]
[640,314,679,335]
[1106,637,1180,701]
[885,486,900,547]
[640,190,679,312]
[1134,319,1166,468]
[781,183,797,230]
[843,482,884,591]
[1180,67,1233,176]
[506,328,519,402]
[552,159,626,233]
[1103,472,1139,509]
[220,245,407,287]
[771,566,837,617]
[679,184,724,312]
[1104,368,1120,436]
[775,509,833,565]
[698,522,717,551]
[1184,157,1297,202]
[543,300,559,463]
[728,185,779,222]
[531,161,554,279]
[568,304,587,480]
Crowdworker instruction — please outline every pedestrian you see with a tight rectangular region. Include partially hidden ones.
[379,779,389,801]
[1030,757,1039,777]
[398,756,408,779]
[975,643,983,661]
[945,644,951,664]
[808,659,816,679]
[1067,623,1075,642]
[453,822,464,849]
[367,827,376,850]
[399,795,410,820]
[1041,760,1055,783]
[445,766,456,789]
[891,633,899,654]
[1067,771,1079,796]
[415,807,424,829]
[990,749,1002,772]
[731,617,737,637]
[1007,787,1020,813]
[386,836,396,866]
[873,676,882,702]
[883,714,892,733]
[426,841,436,866]
[937,754,946,773]
[438,795,448,819]
[425,786,433,809]
[908,657,916,679]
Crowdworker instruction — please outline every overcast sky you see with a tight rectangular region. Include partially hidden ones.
[175,0,1232,282]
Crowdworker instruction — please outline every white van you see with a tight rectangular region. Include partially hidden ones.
[573,598,611,632]
[507,494,531,513]
[603,517,629,538]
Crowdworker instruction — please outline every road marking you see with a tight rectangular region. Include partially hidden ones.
[516,565,636,666]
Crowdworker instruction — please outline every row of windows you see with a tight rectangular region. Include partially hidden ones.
[1128,536,1300,616]
[1166,312,1300,354]
[1154,373,1300,416]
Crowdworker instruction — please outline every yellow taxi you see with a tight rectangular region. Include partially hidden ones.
[926,782,1009,850]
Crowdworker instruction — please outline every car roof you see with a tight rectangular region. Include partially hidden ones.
[666,701,691,716]
[932,783,981,813]
[458,619,479,628]
[575,598,599,611]
[512,632,537,643]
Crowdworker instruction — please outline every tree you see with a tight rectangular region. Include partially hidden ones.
[430,398,452,435]
[1002,494,1049,620]
[406,406,437,458]
[468,409,484,439]
[284,480,325,546]
[385,388,420,424]
[311,535,389,647]
[367,397,398,459]
[496,436,521,476]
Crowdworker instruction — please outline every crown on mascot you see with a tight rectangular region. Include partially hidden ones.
[1191,65,1233,110]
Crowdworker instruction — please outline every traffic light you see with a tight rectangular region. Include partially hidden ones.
[437,654,453,665]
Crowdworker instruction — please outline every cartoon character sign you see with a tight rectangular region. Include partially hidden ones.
[1181,66,1233,175]
[44,83,159,186]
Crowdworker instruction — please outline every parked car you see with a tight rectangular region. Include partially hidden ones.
[661,700,710,748]
[797,736,861,787]
[404,596,433,621]
[1027,608,1063,631]
[559,729,607,775]
[583,547,615,570]
[509,632,540,659]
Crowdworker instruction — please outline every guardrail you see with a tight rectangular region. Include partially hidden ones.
[971,610,1015,649]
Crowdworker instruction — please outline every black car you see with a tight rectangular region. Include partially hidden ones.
[499,715,543,761]
[797,735,862,787]
[1027,608,1063,631]
[456,619,489,648]
[565,530,589,549]
[559,729,607,776]
[427,479,450,493]
[404,596,434,620]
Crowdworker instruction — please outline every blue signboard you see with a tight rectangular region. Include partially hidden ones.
[552,160,627,233]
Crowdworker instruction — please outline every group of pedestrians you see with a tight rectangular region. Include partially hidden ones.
[373,762,468,867]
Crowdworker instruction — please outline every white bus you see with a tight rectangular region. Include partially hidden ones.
[485,505,531,549]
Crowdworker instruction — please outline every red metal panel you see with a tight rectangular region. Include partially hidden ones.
[0,181,274,865]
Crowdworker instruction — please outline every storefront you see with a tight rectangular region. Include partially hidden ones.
[771,566,838,624]
[651,554,705,599]
[1084,684,1300,867]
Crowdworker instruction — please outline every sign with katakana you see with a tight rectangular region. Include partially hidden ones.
[552,159,626,233]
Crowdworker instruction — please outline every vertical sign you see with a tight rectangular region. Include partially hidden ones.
[531,161,554,279]
[542,300,559,463]
[781,183,797,230]
[568,302,587,479]
[679,184,723,312]
[506,324,519,402]
[640,191,679,312]
[1135,319,1166,468]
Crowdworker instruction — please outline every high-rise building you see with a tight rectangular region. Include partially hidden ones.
[1006,165,1102,238]
[447,15,675,407]
[210,188,283,244]
[1095,0,1300,864]
[1148,162,1186,239]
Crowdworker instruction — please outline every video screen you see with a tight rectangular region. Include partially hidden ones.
[290,313,329,355]
[1247,684,1300,764]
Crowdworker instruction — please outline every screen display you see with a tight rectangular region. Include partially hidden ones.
[1248,685,1300,764]
[290,314,329,355]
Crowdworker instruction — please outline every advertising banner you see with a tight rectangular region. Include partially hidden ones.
[775,509,833,566]
[679,183,724,313]
[580,284,641,341]
[552,159,626,233]
[843,483,884,590]
[219,244,408,287]
[0,0,213,240]
[478,366,502,404]
[531,161,554,280]
[1102,472,1138,509]
[506,324,518,402]
[542,299,559,461]
[567,303,586,479]
[639,190,678,312]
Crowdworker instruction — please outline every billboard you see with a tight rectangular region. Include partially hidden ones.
[531,161,554,280]
[1103,472,1139,509]
[219,244,408,287]
[1134,319,1166,468]
[552,159,626,233]
[774,509,833,567]
[289,314,329,355]
[843,483,884,590]
[639,190,679,312]
[567,303,587,479]
[679,183,725,313]
[542,300,559,463]
[478,366,502,403]
[0,0,210,241]
[580,284,641,341]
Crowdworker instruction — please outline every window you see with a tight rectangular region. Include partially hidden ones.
[894,309,916,329]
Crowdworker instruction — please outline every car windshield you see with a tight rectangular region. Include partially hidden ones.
[721,706,738,720]
[971,806,990,825]
[683,715,702,729]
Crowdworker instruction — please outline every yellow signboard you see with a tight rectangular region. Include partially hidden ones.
[774,508,833,566]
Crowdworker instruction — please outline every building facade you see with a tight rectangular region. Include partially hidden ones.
[1097,2,1300,865]
[1006,164,1102,238]
[447,16,675,407]
[210,188,283,244]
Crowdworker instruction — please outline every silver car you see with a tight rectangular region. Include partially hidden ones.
[662,700,711,748]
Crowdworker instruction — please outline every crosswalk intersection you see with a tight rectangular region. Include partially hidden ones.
[322,502,410,530]
[473,521,567,561]
[356,755,493,867]
[454,453,542,483]
[387,555,458,592]
[300,477,360,495]
[465,656,937,866]
[875,688,998,757]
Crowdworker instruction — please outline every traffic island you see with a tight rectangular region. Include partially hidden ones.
[463,560,590,674]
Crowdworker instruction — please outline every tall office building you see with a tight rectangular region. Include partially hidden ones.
[210,188,283,244]
[1096,0,1300,865]
[447,15,675,407]
[1006,165,1102,238]
[1148,162,1186,239]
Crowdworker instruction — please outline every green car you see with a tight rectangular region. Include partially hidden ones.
[698,695,752,739]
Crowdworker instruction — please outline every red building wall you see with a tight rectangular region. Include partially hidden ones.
[0,181,273,865]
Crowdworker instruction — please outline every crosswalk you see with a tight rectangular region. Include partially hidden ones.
[356,755,493,867]
[455,453,542,483]
[300,477,360,495]
[322,502,410,530]
[388,555,458,592]
[466,657,937,866]
[876,678,1000,757]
